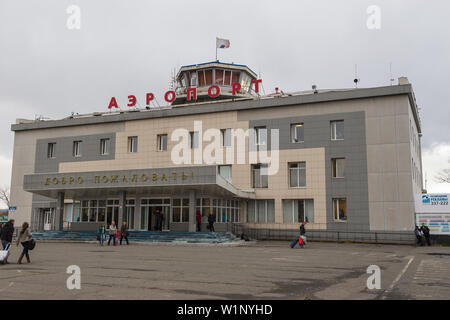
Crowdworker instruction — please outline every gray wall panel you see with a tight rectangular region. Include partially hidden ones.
[249,111,370,232]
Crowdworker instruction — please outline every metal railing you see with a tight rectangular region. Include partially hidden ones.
[230,223,416,244]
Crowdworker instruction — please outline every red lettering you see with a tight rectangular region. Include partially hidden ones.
[146,93,154,105]
[208,85,220,98]
[186,88,197,101]
[108,97,119,109]
[251,79,262,93]
[127,95,137,107]
[232,82,241,95]
[164,90,176,103]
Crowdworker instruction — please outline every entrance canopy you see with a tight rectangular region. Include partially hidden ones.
[23,165,255,200]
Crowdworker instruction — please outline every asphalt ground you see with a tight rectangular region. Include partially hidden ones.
[0,240,449,300]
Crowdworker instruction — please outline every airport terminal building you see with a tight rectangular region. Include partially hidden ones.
[9,61,424,238]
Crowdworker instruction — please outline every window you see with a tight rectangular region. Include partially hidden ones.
[247,200,275,223]
[172,198,190,223]
[190,131,199,149]
[100,138,110,155]
[333,198,347,221]
[157,134,168,151]
[72,201,81,222]
[73,141,82,157]
[47,143,56,158]
[210,199,240,222]
[331,120,344,140]
[291,123,304,143]
[332,158,346,178]
[231,71,240,84]
[128,136,138,153]
[289,162,306,188]
[190,71,197,86]
[205,69,213,86]
[254,126,267,146]
[252,164,268,188]
[125,199,135,229]
[221,128,231,147]
[219,165,232,182]
[283,199,314,224]
[224,71,231,85]
[79,199,106,222]
[215,69,224,85]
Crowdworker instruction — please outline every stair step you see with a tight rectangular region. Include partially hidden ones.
[31,231,238,244]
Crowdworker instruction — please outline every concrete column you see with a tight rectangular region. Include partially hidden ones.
[188,190,196,232]
[119,190,126,226]
[56,192,65,231]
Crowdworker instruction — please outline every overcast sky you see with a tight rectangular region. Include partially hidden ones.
[0,0,449,200]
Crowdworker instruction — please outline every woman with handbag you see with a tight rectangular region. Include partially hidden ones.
[16,222,33,264]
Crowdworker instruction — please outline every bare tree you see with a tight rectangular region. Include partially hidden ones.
[0,186,10,208]
[435,159,450,184]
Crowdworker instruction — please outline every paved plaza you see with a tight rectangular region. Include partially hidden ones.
[0,240,449,300]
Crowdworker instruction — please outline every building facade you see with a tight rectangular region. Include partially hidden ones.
[9,62,424,236]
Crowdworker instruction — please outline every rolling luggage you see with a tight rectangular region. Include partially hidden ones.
[0,243,11,264]
[298,236,304,248]
[290,238,298,248]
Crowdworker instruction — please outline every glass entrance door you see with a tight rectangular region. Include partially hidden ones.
[43,209,53,230]
[106,206,119,227]
[139,198,170,231]
[162,206,170,231]
[140,206,151,231]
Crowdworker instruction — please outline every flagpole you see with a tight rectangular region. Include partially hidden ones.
[215,37,218,61]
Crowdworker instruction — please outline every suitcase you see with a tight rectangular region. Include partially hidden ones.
[300,235,307,245]
[299,236,304,246]
[290,238,299,248]
[0,243,11,264]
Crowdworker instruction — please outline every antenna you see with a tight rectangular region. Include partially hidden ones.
[169,68,176,90]
[389,62,395,86]
[258,70,266,96]
[425,172,427,191]
[354,64,360,88]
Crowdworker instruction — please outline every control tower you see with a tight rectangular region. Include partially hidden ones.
[173,61,258,105]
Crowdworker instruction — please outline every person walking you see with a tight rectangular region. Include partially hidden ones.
[208,211,215,232]
[300,221,307,247]
[154,210,160,231]
[196,210,202,232]
[414,225,423,246]
[97,223,106,246]
[158,210,164,231]
[0,219,14,264]
[108,221,117,246]
[16,222,32,264]
[120,221,129,245]
[420,223,431,246]
[115,224,120,246]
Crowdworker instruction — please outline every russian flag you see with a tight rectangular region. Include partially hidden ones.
[216,38,230,49]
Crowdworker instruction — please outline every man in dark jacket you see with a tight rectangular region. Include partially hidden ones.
[208,212,216,232]
[1,219,15,264]
[154,210,162,231]
[420,223,431,246]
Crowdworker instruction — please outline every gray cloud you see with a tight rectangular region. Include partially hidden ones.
[1,0,449,188]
